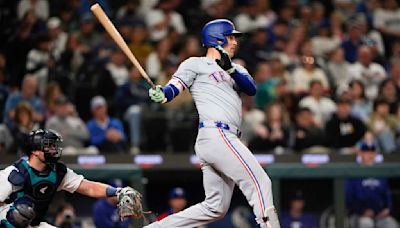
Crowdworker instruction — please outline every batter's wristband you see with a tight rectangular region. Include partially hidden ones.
[106,186,118,197]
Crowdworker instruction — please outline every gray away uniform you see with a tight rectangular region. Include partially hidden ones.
[145,57,280,228]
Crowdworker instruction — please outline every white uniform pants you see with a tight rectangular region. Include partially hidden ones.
[145,128,278,228]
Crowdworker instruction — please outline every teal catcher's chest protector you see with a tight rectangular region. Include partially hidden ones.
[6,159,67,226]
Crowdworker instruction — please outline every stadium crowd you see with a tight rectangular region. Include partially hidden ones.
[1,0,400,155]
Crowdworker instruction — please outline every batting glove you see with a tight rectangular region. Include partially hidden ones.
[149,85,166,103]
[215,46,235,74]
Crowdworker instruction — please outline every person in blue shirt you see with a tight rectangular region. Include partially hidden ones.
[346,141,398,228]
[92,179,131,228]
[86,96,127,153]
[281,190,318,228]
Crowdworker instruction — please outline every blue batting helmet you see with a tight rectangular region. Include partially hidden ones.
[201,19,242,47]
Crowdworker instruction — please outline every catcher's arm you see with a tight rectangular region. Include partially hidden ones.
[75,179,111,198]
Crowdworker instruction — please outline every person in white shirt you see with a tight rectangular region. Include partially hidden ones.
[47,17,68,61]
[0,129,140,228]
[145,0,186,42]
[299,80,336,126]
[348,45,386,100]
[17,0,49,21]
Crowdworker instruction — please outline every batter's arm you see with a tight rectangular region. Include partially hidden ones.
[230,64,257,96]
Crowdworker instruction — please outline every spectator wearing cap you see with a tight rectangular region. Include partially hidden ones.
[145,0,187,42]
[368,98,398,153]
[47,17,68,61]
[114,67,150,154]
[4,76,44,129]
[92,179,131,228]
[157,187,187,221]
[87,96,127,153]
[325,97,367,153]
[348,46,387,100]
[345,141,398,228]
[299,80,336,126]
[45,95,90,154]
[280,190,318,228]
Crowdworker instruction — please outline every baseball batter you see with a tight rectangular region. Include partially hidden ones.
[146,19,280,228]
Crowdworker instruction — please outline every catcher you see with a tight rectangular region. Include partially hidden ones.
[0,129,143,228]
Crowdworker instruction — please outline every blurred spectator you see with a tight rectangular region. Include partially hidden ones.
[254,62,275,109]
[334,0,357,23]
[93,179,131,228]
[128,22,153,65]
[87,96,126,153]
[299,80,336,126]
[115,67,150,154]
[4,76,44,128]
[79,0,111,18]
[325,97,367,153]
[389,62,400,95]
[326,47,351,90]
[368,98,398,153]
[18,0,49,20]
[356,0,381,29]
[279,92,299,122]
[145,0,186,42]
[311,22,341,58]
[281,190,318,228]
[249,102,290,153]
[54,203,80,228]
[291,55,330,94]
[348,45,387,100]
[390,41,400,64]
[42,82,62,119]
[10,102,39,155]
[373,0,400,57]
[47,17,68,61]
[157,187,187,221]
[349,80,372,123]
[292,107,327,153]
[341,20,365,63]
[234,0,276,33]
[177,35,201,62]
[241,95,265,146]
[75,13,101,50]
[0,53,9,122]
[106,49,129,87]
[237,28,272,71]
[146,38,173,80]
[25,34,53,96]
[0,124,13,154]
[58,33,87,76]
[59,3,80,32]
[116,0,141,20]
[346,141,398,228]
[45,95,91,154]
[378,79,399,114]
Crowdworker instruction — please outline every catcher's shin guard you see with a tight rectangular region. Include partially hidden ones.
[256,207,280,228]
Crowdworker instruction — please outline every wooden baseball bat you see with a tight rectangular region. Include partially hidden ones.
[90,3,155,89]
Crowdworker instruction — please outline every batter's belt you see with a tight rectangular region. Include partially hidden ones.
[199,120,242,138]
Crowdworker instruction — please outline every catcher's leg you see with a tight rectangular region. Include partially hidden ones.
[144,163,235,228]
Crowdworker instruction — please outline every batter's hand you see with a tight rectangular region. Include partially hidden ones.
[149,85,166,103]
[215,46,235,74]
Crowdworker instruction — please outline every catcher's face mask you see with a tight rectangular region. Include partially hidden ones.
[42,138,63,164]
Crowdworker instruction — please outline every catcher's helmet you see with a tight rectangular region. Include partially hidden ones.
[27,129,63,164]
[201,19,242,47]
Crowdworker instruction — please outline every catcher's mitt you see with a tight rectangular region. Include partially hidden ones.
[116,187,143,220]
